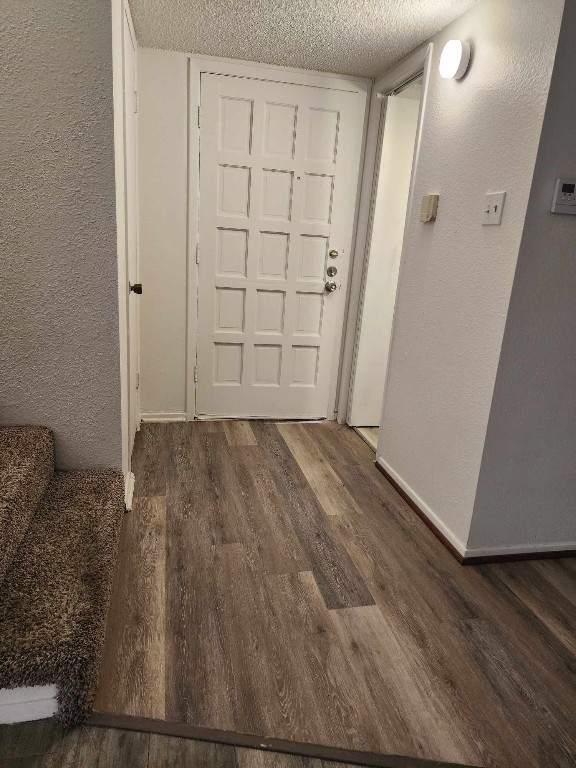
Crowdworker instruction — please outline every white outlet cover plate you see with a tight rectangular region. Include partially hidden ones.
[482,191,506,226]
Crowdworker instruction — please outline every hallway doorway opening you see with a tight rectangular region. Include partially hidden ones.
[347,75,423,451]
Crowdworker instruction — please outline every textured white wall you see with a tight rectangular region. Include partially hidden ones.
[0,0,123,469]
[377,0,565,549]
[137,48,188,417]
[469,0,576,553]
[350,94,420,426]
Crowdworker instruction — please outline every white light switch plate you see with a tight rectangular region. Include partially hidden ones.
[482,191,506,225]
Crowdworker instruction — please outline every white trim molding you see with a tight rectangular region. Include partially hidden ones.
[141,412,187,422]
[465,541,576,559]
[112,0,131,481]
[375,455,468,557]
[124,470,135,511]
[377,456,576,562]
[0,686,58,724]
[112,0,139,480]
[186,52,370,91]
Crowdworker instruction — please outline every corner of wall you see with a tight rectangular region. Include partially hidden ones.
[468,0,576,556]
[376,0,565,553]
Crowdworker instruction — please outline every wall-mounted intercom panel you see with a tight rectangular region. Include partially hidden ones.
[551,178,576,214]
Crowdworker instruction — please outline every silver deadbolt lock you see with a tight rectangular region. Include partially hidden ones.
[325,280,338,293]
[327,266,337,277]
[328,249,338,259]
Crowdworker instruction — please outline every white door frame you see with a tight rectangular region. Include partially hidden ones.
[112,0,139,507]
[185,54,371,420]
[123,8,141,445]
[336,44,434,425]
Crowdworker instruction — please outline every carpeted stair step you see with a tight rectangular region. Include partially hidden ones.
[0,469,124,727]
[0,427,54,585]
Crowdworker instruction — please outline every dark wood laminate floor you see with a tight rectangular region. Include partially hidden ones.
[94,421,576,768]
[0,719,381,768]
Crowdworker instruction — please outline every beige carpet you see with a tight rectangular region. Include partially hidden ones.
[0,426,125,727]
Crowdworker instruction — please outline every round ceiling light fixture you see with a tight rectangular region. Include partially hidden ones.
[439,40,471,80]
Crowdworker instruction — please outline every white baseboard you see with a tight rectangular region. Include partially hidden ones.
[124,470,135,511]
[140,412,187,422]
[375,456,467,557]
[195,413,326,420]
[376,456,576,561]
[465,540,576,559]
[0,686,58,724]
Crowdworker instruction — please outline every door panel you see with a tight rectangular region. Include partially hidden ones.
[197,73,365,418]
[123,11,140,447]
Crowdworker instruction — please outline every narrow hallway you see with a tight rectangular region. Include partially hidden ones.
[95,421,576,767]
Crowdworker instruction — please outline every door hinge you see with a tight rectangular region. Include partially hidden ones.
[194,365,198,383]
[195,243,200,264]
[136,372,140,390]
[134,90,138,114]
[197,105,201,128]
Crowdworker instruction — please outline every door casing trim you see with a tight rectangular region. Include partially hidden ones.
[112,0,140,489]
[336,44,434,426]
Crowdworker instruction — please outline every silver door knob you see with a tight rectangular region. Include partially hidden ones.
[325,280,337,293]
[327,266,337,277]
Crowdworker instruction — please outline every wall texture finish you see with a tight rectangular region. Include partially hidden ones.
[137,48,188,418]
[0,0,123,469]
[377,0,565,548]
[469,0,576,552]
[128,0,477,78]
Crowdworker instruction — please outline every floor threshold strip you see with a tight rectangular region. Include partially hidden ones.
[88,713,479,768]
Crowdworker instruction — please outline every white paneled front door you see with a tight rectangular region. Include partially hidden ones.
[196,72,365,419]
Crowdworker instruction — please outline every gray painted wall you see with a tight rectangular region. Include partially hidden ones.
[0,0,123,470]
[469,0,576,551]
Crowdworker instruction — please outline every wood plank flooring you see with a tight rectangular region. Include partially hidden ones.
[0,720,385,768]
[94,421,576,768]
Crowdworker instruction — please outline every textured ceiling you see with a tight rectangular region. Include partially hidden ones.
[128,0,478,78]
